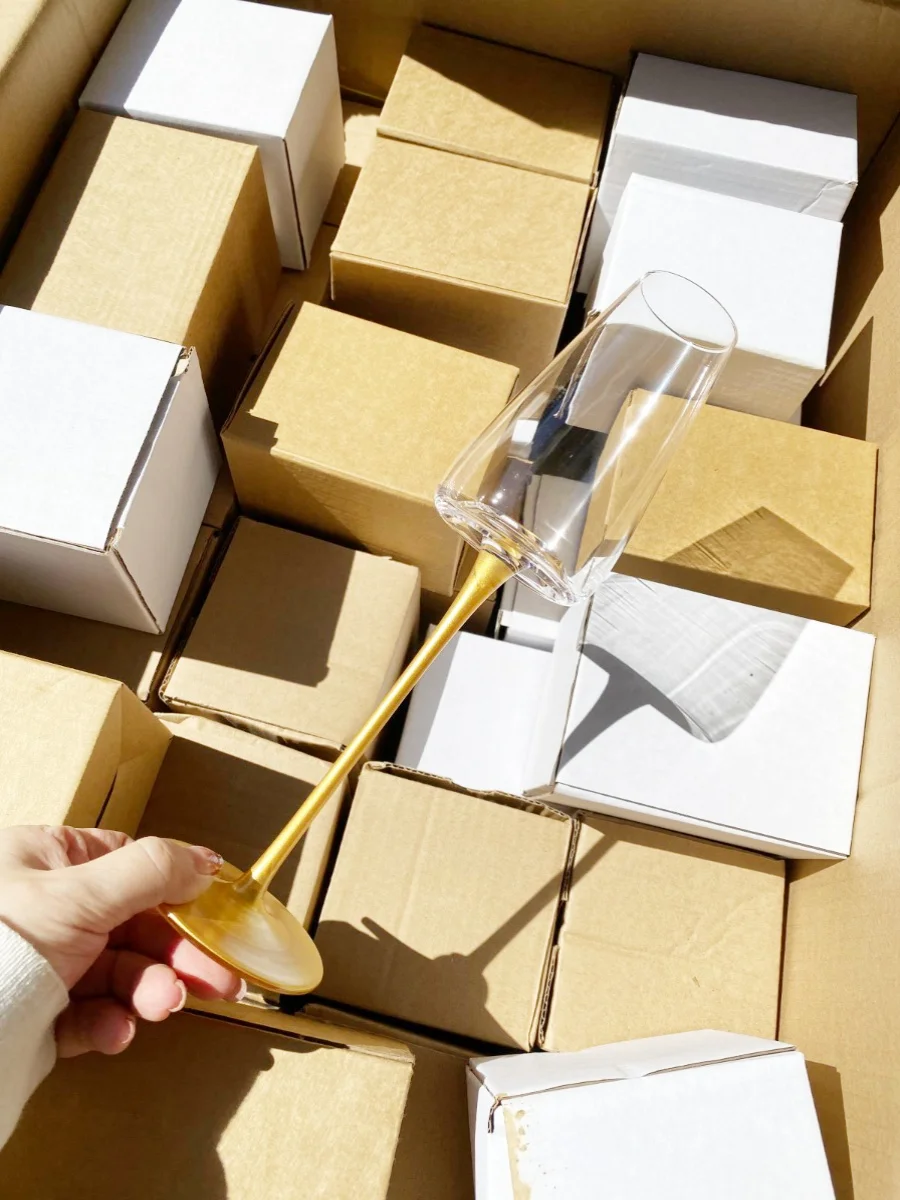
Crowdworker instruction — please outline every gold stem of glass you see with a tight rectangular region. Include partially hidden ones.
[240,549,514,894]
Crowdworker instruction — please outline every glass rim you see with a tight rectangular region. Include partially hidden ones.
[633,270,738,356]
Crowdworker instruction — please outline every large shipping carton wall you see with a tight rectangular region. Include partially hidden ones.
[0,0,128,255]
[268,0,900,166]
[5,1,900,1196]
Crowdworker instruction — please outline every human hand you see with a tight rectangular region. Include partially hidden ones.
[0,826,244,1058]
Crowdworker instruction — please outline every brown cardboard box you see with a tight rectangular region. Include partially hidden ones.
[542,815,785,1052]
[161,518,420,755]
[616,404,877,624]
[330,137,591,383]
[379,26,612,184]
[0,0,127,255]
[1,997,413,1200]
[261,224,337,342]
[139,714,346,928]
[202,467,238,533]
[315,764,573,1049]
[306,1004,474,1200]
[323,98,382,227]
[0,650,169,833]
[0,525,220,707]
[223,304,518,595]
[0,110,280,423]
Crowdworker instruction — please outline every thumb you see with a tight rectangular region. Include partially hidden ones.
[65,837,223,932]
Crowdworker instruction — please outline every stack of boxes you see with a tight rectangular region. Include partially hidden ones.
[0,10,879,1200]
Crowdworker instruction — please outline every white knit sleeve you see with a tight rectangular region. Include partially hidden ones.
[0,921,68,1148]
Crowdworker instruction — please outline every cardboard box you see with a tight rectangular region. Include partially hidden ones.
[526,577,875,858]
[578,52,857,292]
[262,224,337,340]
[0,306,218,632]
[378,25,612,183]
[1,997,414,1200]
[330,137,591,384]
[496,577,566,650]
[306,1004,475,1200]
[469,1030,835,1198]
[0,650,169,833]
[0,110,279,423]
[616,403,877,625]
[139,714,345,927]
[201,466,237,533]
[397,630,551,796]
[543,815,785,1050]
[0,0,127,256]
[315,764,573,1048]
[223,304,518,595]
[161,518,420,755]
[589,174,842,420]
[323,98,382,227]
[80,0,343,270]
[0,524,219,707]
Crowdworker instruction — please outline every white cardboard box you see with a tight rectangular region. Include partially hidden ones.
[525,575,874,857]
[80,0,344,270]
[468,1030,835,1199]
[0,306,218,632]
[578,52,857,292]
[589,174,842,421]
[396,630,551,796]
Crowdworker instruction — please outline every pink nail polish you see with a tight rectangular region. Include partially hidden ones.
[197,847,224,875]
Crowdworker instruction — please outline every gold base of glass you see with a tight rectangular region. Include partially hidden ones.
[161,863,323,995]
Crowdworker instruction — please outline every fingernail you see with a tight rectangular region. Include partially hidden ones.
[194,847,224,875]
[119,1016,137,1049]
[169,980,188,1014]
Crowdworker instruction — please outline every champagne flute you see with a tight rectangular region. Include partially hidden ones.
[161,270,737,993]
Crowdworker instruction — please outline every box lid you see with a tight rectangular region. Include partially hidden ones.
[227,304,519,504]
[315,763,572,1048]
[543,815,784,1051]
[593,174,842,369]
[621,54,857,183]
[379,26,612,184]
[81,0,331,140]
[618,402,877,622]
[161,518,420,750]
[333,137,590,304]
[0,306,180,550]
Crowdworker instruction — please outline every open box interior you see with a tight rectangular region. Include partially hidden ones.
[5,0,900,1196]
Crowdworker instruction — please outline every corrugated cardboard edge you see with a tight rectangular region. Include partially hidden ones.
[96,686,171,836]
[187,995,415,1064]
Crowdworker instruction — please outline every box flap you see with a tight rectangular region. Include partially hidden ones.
[379,25,612,184]
[333,137,590,304]
[114,349,219,627]
[0,306,180,550]
[472,1029,792,1100]
[143,714,346,927]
